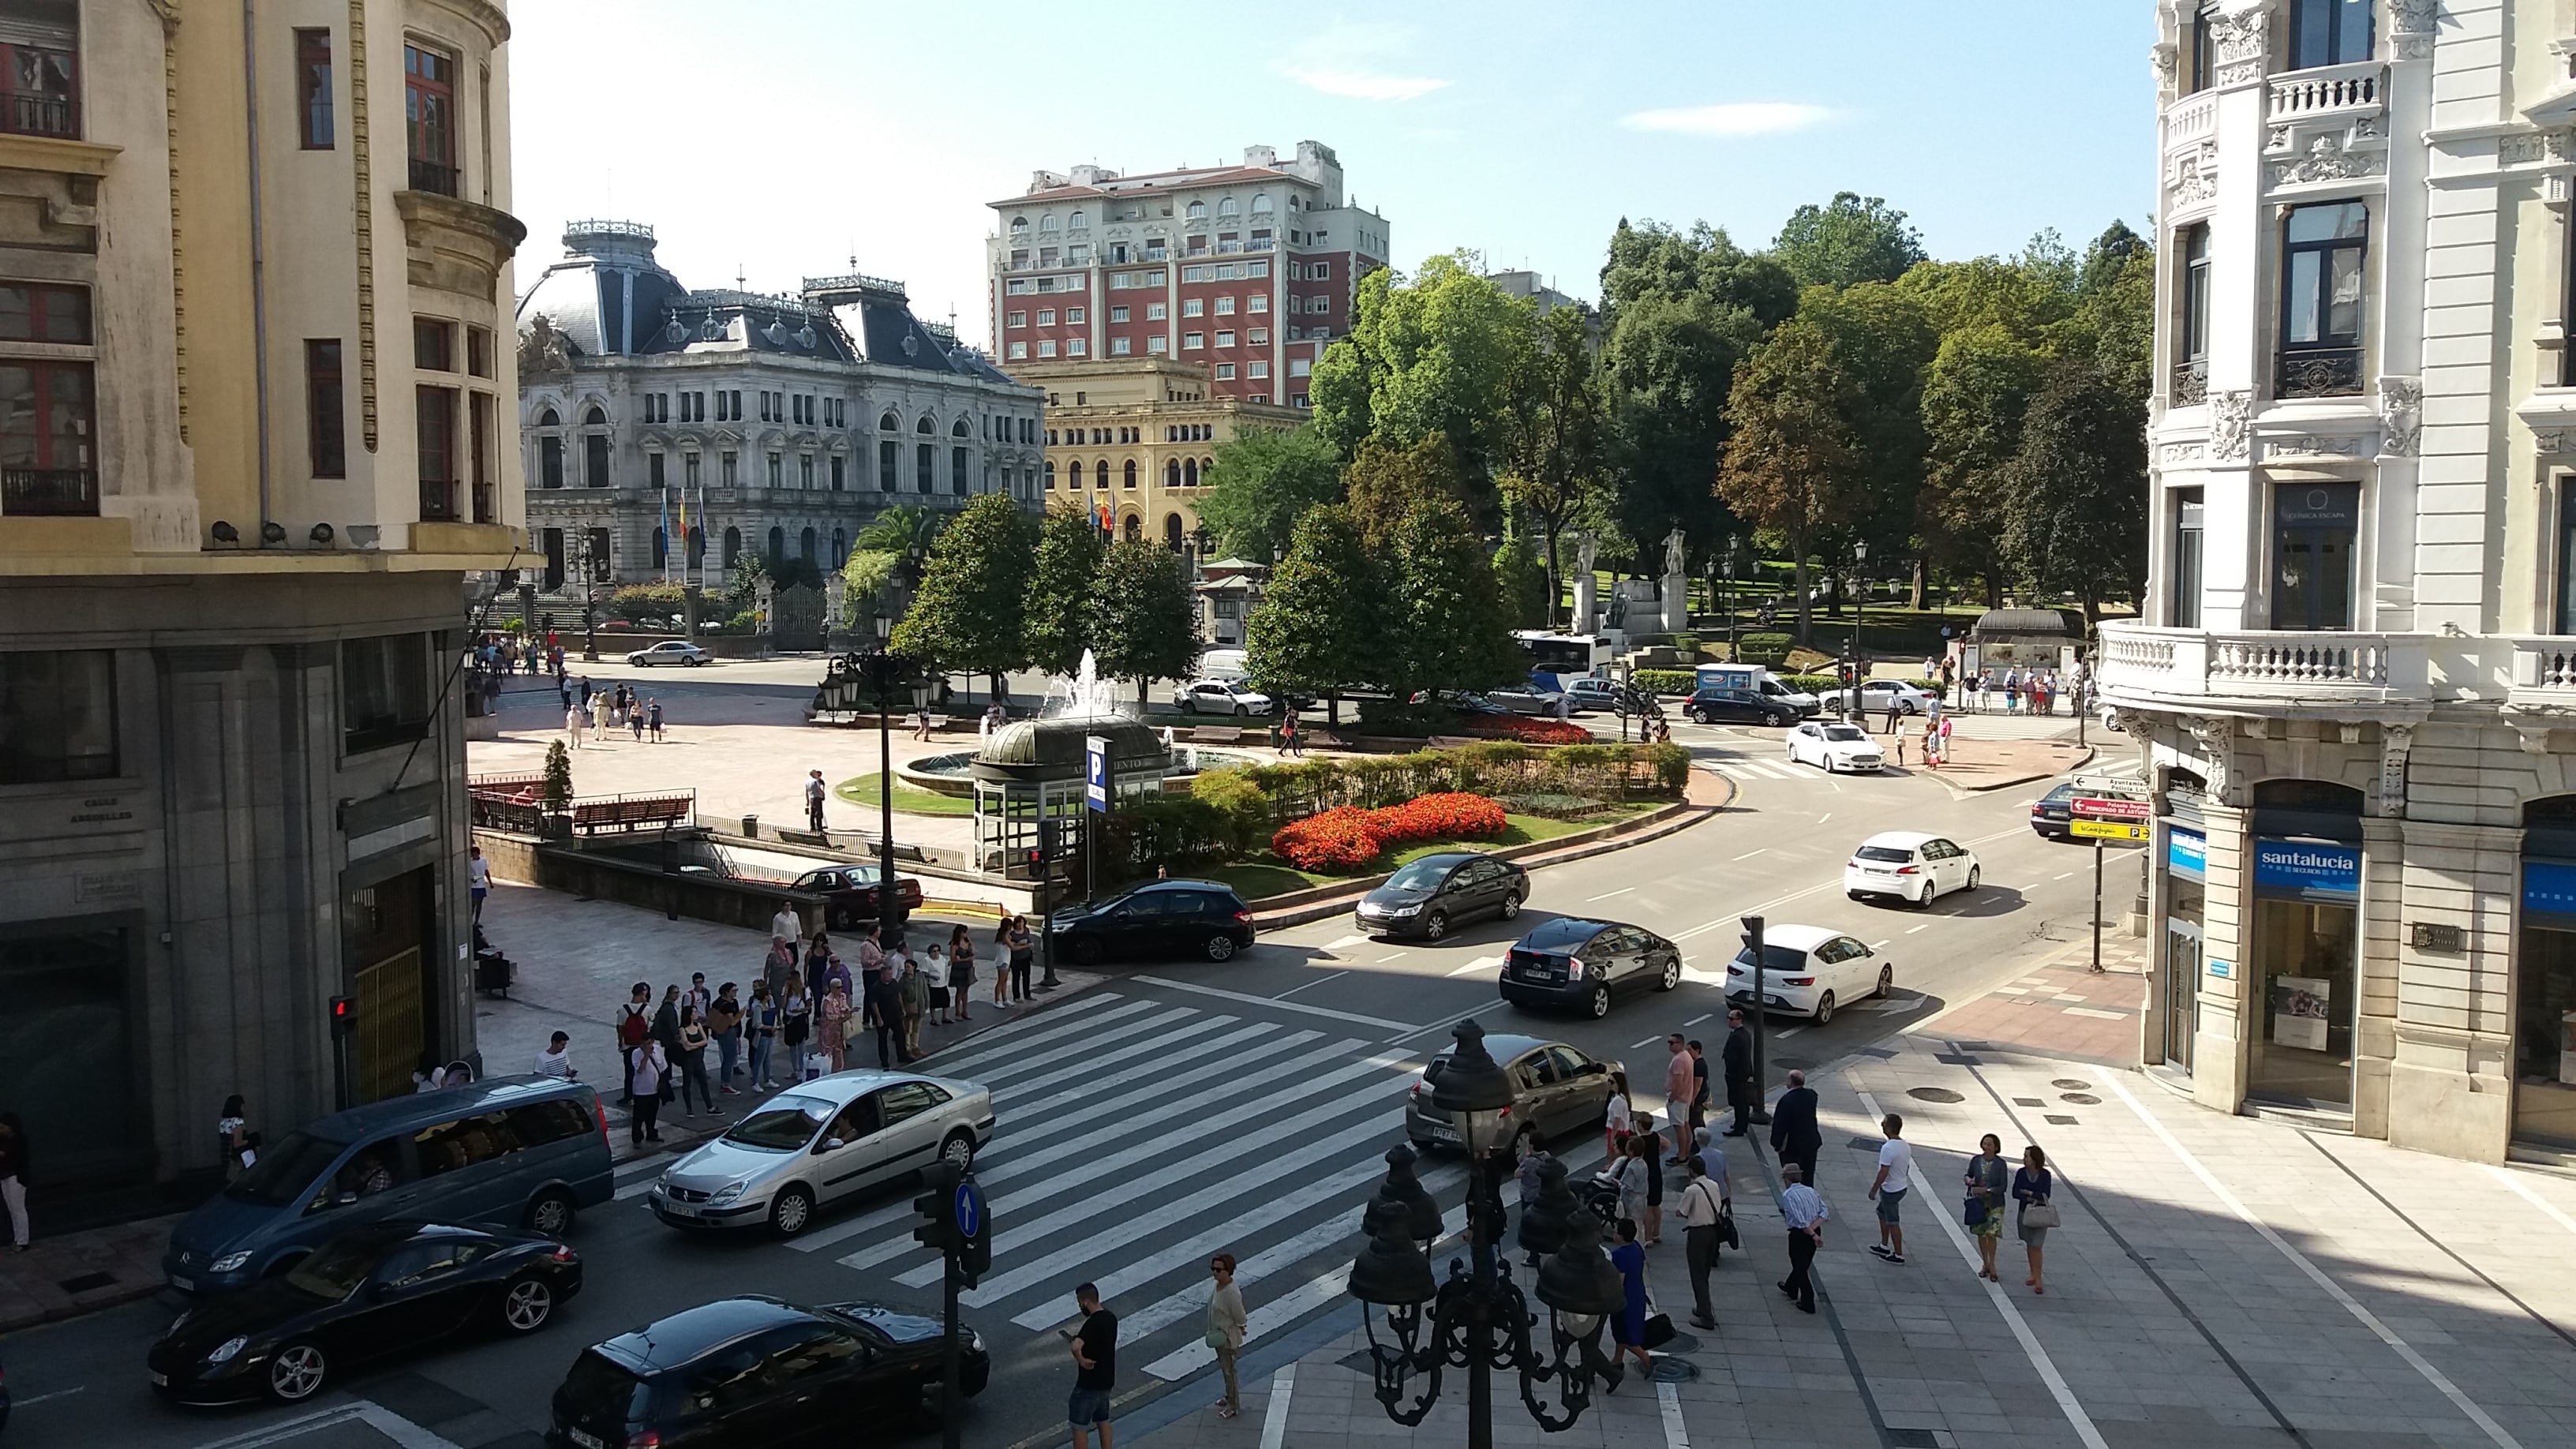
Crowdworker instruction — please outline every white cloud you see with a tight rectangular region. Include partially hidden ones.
[1279,18,1448,102]
[1619,102,1839,137]
[1282,65,1451,102]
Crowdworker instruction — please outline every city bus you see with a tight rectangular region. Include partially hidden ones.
[1514,631,1614,691]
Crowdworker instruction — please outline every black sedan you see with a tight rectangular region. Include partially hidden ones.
[1052,878,1255,964]
[1500,916,1684,1018]
[148,1222,580,1405]
[1681,687,1799,727]
[550,1297,989,1447]
[1355,851,1527,941]
[793,865,923,930]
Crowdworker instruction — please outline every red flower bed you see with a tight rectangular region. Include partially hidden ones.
[1271,792,1510,872]
[1464,716,1590,744]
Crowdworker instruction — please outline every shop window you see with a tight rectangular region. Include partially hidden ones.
[2517,796,2576,1149]
[343,633,432,753]
[2270,482,2357,631]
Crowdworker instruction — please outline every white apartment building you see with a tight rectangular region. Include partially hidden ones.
[2109,0,2576,1163]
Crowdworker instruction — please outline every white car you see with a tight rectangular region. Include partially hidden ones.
[1174,679,1275,715]
[1485,684,1577,716]
[624,640,710,667]
[1845,829,1983,908]
[1787,721,1886,773]
[1724,923,1894,1025]
[1854,680,1934,717]
[648,1070,994,1237]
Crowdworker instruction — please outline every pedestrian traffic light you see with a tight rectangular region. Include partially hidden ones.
[1037,817,1060,860]
[913,1161,961,1255]
[329,994,357,1038]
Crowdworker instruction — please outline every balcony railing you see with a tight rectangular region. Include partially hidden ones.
[2276,346,2364,399]
[2097,622,2429,706]
[407,157,458,197]
[2,466,97,516]
[419,478,459,521]
[2170,358,2209,407]
[2269,61,2384,122]
[1,92,76,139]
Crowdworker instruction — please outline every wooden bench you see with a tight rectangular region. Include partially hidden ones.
[570,793,696,834]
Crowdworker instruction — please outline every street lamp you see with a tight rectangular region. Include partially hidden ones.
[863,610,915,949]
[571,532,605,663]
[1847,541,1868,726]
[1724,534,1740,663]
[1348,1020,1628,1449]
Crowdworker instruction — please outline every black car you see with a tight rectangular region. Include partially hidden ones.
[148,1222,580,1406]
[1053,879,1255,964]
[550,1297,989,1448]
[2029,781,2145,840]
[1681,687,1798,728]
[1355,852,1528,942]
[1499,916,1684,1018]
[792,865,923,931]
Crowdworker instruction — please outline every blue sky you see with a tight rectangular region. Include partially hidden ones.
[508,2,2154,338]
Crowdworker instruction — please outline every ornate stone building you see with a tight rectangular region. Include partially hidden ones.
[1017,357,1300,549]
[2110,0,2576,1163]
[515,222,1043,595]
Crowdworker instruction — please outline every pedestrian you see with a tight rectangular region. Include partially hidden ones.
[589,689,608,742]
[1687,1037,1711,1147]
[1602,1069,1634,1161]
[2014,1144,2057,1294]
[748,981,780,1088]
[1937,713,1953,767]
[1279,714,1302,758]
[1921,715,1938,769]
[1640,1121,1665,1245]
[898,949,930,1058]
[923,942,951,1025]
[1068,1282,1118,1449]
[1677,1155,1725,1330]
[216,1095,257,1183]
[1721,1009,1755,1136]
[818,979,852,1074]
[629,702,646,741]
[564,702,585,749]
[1004,914,1036,1002]
[710,983,743,1094]
[614,983,653,1107]
[913,706,934,742]
[948,924,978,1022]
[1206,1254,1248,1418]
[675,1005,714,1117]
[1883,691,1901,736]
[803,931,837,1002]
[989,919,1013,1009]
[651,984,683,1061]
[683,972,712,1022]
[468,844,490,921]
[805,769,829,833]
[647,697,665,742]
[626,1039,668,1144]
[1866,1112,1912,1265]
[1608,1217,1653,1380]
[1609,1129,1649,1241]
[762,937,799,1004]
[1777,1162,1826,1313]
[1893,725,1908,767]
[1768,1069,1823,1193]
[534,1032,578,1081]
[1692,1125,1728,1191]
[865,965,906,1068]
[781,979,811,1081]
[771,900,803,952]
[0,1114,29,1251]
[1662,1032,1694,1164]
[1965,1133,2010,1282]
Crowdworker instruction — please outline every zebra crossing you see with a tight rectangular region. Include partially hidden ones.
[1698,754,1823,782]
[607,987,1619,1386]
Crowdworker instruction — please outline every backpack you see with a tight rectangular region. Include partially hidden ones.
[618,1005,650,1048]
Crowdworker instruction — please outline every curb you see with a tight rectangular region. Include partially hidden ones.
[1932,742,2095,799]
[0,1275,167,1336]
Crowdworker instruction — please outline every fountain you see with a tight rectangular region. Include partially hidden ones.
[905,650,1253,801]
[963,650,1184,873]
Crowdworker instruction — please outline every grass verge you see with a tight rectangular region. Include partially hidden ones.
[833,773,975,817]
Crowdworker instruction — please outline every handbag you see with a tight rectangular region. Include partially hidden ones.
[1964,1196,1989,1228]
[2020,1201,2061,1230]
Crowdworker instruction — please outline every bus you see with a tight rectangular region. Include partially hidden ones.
[1514,631,1614,691]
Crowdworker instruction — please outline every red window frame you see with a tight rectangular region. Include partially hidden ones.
[403,43,456,194]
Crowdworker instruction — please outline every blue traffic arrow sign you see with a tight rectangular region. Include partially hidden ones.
[953,1178,983,1238]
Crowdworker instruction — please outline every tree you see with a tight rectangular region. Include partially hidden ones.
[837,549,901,623]
[1245,504,1379,725]
[541,739,573,812]
[1022,503,1106,678]
[1194,425,1342,563]
[1997,358,2147,628]
[1498,302,1608,629]
[889,494,1036,703]
[1919,324,2049,605]
[1344,433,1472,545]
[1309,252,1538,513]
[1601,218,1799,329]
[1715,319,1870,645]
[1795,282,1938,601]
[1492,535,1552,630]
[1090,537,1200,712]
[1387,496,1524,702]
[1771,193,1927,290]
[854,504,947,596]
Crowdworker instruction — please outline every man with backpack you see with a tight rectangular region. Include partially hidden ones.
[614,983,653,1107]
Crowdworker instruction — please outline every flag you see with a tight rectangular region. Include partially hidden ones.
[660,482,672,582]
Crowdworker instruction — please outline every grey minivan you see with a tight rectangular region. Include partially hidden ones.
[163,1076,612,1294]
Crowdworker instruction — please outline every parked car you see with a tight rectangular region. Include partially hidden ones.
[1681,686,1799,728]
[1565,677,1653,715]
[792,865,922,930]
[1404,1034,1618,1154]
[1173,679,1275,716]
[163,1077,612,1294]
[1724,924,1893,1025]
[648,1071,992,1238]
[1051,879,1255,965]
[1786,721,1887,774]
[1499,917,1683,1019]
[1848,680,1934,717]
[1355,852,1529,942]
[1845,830,1982,908]
[1482,684,1578,717]
[550,1297,989,1448]
[2028,780,2147,841]
[148,1222,582,1406]
[623,640,710,667]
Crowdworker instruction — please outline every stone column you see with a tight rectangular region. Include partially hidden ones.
[2192,799,2253,1115]
[2386,818,2518,1162]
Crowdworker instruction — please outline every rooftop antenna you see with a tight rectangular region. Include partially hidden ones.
[736,264,747,291]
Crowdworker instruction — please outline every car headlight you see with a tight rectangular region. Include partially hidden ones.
[1382,901,1421,915]
[208,1250,253,1273]
[169,1312,189,1335]
[710,1181,748,1205]
[207,1335,249,1364]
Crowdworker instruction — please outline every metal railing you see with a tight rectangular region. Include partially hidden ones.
[2275,346,2364,399]
[1,466,96,516]
[1,92,75,139]
[408,157,458,197]
[2170,358,2209,407]
[419,478,459,521]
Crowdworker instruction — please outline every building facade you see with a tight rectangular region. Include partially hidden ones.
[2110,0,2576,1164]
[987,142,1390,409]
[1018,358,1301,549]
[517,223,1043,594]
[0,0,526,1199]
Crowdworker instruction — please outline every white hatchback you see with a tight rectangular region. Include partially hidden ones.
[1844,830,1982,908]
[1724,924,1893,1024]
[1787,721,1886,773]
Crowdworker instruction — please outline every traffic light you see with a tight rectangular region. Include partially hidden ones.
[1037,817,1060,861]
[1739,915,1765,969]
[913,1161,961,1255]
[329,994,357,1038]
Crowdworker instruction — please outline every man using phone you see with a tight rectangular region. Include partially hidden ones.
[1069,1282,1118,1449]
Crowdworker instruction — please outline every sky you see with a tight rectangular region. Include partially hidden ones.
[507,1,2155,342]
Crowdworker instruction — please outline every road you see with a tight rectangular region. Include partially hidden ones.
[0,712,2140,1449]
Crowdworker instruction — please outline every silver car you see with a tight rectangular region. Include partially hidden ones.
[1403,1033,1619,1155]
[647,1071,994,1237]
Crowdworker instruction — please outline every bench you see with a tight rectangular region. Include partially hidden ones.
[776,828,833,847]
[569,793,696,834]
[467,771,547,799]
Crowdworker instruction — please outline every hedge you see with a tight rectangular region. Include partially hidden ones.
[1735,631,1794,666]
[1634,668,1696,695]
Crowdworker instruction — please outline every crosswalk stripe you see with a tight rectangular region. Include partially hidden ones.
[963,1006,1196,1085]
[972,1012,1235,1098]
[927,996,1152,1078]
[977,1036,1368,1191]
[1009,1024,1316,1121]
[1131,975,1422,1035]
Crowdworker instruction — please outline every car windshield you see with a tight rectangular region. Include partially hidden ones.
[724,1095,833,1151]
[284,1234,384,1299]
[1730,944,1810,973]
[1823,726,1866,742]
[1855,845,1916,863]
[1383,860,1451,892]
[225,1129,349,1206]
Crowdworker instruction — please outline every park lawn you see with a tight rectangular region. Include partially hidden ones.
[1205,804,1659,900]
[834,773,975,817]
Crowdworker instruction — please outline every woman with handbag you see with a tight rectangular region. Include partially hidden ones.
[2013,1144,2057,1294]
[1206,1254,1248,1417]
[817,981,853,1074]
[1964,1133,2010,1282]
[781,981,811,1083]
[1602,1069,1634,1162]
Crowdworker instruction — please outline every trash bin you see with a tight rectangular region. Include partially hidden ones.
[740,813,758,838]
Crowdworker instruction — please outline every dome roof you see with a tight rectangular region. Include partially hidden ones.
[972,716,1167,780]
[515,220,687,358]
[1970,608,2073,637]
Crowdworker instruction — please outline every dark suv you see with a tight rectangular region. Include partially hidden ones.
[1052,879,1256,964]
[1500,916,1683,1019]
[1682,687,1799,727]
[1355,852,1529,942]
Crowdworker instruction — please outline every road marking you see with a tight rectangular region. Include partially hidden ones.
[1010,1024,1316,1121]
[196,1404,467,1449]
[970,1007,1202,1087]
[1773,1026,1803,1039]
[2490,1164,2576,1237]
[1732,849,1765,861]
[1631,1035,1663,1049]
[1321,934,1366,949]
[931,997,1159,1078]
[1851,1078,2108,1449]
[1446,956,1499,977]
[1273,970,1349,1001]
[2064,1007,2126,1020]
[2105,1076,2522,1449]
[2054,871,2076,881]
[1658,1380,1691,1449]
[1684,1013,1713,1026]
[1260,1366,1297,1449]
[1994,987,2030,996]
[10,1387,83,1409]
[1870,940,1891,949]
[1905,923,1930,934]
[1133,975,1422,1034]
[1817,813,1832,826]
[1589,886,1637,901]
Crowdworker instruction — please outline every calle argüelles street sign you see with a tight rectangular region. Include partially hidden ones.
[2071,792,2149,842]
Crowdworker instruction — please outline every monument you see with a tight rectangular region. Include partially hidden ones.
[1662,529,1691,634]
[1569,531,1598,635]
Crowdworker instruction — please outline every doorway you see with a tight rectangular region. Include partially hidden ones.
[2162,825,2207,1075]
[2270,483,2359,631]
[348,866,434,1103]
[2516,798,2576,1150]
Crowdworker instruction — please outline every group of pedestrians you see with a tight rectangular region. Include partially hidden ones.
[563,678,665,749]
[1964,666,2072,716]
[610,975,750,1145]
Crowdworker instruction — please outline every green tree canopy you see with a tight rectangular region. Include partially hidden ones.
[838,549,901,620]
[1498,302,1608,627]
[1023,503,1106,677]
[1794,282,1938,569]
[1194,425,1342,563]
[1090,537,1200,710]
[1771,193,1927,290]
[855,504,948,594]
[1919,324,2049,603]
[1309,252,1537,514]
[1245,504,1379,722]
[1997,358,2147,627]
[1715,318,1870,644]
[1344,433,1473,546]
[1387,495,1524,700]
[889,494,1036,697]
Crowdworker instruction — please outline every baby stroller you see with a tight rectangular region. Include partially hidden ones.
[472,921,515,998]
[1582,1167,1624,1225]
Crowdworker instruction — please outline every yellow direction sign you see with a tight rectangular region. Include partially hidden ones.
[2071,819,2148,842]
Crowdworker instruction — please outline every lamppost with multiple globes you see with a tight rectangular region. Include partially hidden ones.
[1347,1020,1630,1449]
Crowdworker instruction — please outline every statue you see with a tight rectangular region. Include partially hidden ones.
[823,572,848,646]
[517,315,573,378]
[1664,528,1687,581]
[1568,531,1599,635]
[1662,528,1691,634]
[1572,531,1597,578]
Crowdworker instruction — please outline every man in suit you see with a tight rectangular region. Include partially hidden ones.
[1769,1068,1823,1193]
[1720,1009,1757,1136]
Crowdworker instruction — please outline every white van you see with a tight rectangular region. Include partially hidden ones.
[1694,664,1822,717]
[1200,648,1249,682]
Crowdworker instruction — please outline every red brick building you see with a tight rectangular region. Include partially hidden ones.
[987,142,1391,408]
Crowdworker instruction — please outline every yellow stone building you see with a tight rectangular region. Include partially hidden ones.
[1014,358,1301,548]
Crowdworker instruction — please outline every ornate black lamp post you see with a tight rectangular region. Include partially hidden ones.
[859,610,927,946]
[1846,541,1868,724]
[1348,1020,1628,1449]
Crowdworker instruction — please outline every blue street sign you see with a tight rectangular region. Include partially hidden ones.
[953,1178,984,1237]
[1084,735,1110,813]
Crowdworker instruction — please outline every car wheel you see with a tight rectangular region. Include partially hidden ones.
[770,1185,815,1237]
[500,1275,555,1335]
[1205,932,1239,962]
[1813,991,1837,1027]
[525,1188,577,1238]
[1914,881,1936,910]
[1657,955,1681,991]
[1234,704,1249,717]
[1422,909,1449,942]
[939,1130,977,1173]
[1499,890,1522,920]
[267,1342,328,1402]
[687,656,706,667]
[1071,935,1104,968]
[1875,964,1894,998]
[1587,983,1612,1020]
[263,1252,305,1280]
[1965,865,1981,892]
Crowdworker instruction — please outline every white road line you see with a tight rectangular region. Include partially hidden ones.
[1816,813,1832,826]
[1134,975,1423,1034]
[1631,1035,1662,1049]
[932,998,1159,1078]
[1774,1027,1803,1039]
[2106,1076,2522,1449]
[1906,923,1930,934]
[1274,970,1349,1001]
[971,1008,1202,1087]
[1851,1078,2106,1449]
[2054,871,2076,881]
[1684,1013,1713,1026]
[975,1013,1238,1096]
[1732,849,1765,861]
[1009,1024,1308,1122]
[1588,886,1636,901]
[1321,934,1366,950]
[1259,1366,1296,1449]
[1870,940,1891,949]
[1658,1380,1690,1449]
[8,1387,83,1410]
[2490,1164,2576,1237]
[1446,957,1500,978]
[614,1174,665,1202]
[1673,921,1724,941]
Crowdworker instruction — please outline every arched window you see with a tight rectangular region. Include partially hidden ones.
[767,526,785,565]
[582,405,606,425]
[1202,455,1214,480]
[1183,457,1198,489]
[1040,212,1062,232]
[1123,459,1137,489]
[915,414,935,434]
[1069,459,1085,489]
[1252,193,1273,215]
[1044,459,1056,489]
[1070,210,1088,230]
[953,417,971,438]
[581,405,610,488]
[1124,515,1144,541]
[1165,459,1181,489]
[1165,514,1184,549]
[1009,215,1028,236]
[831,528,846,567]
[799,526,817,565]
[687,526,706,567]
[880,410,900,432]
[1218,196,1239,218]
[1185,200,1206,219]
[722,526,741,567]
